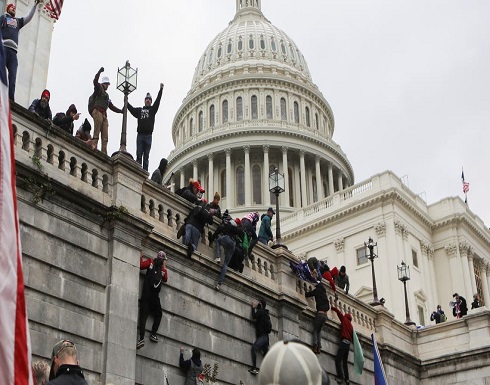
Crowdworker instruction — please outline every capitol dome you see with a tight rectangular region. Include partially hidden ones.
[166,0,354,219]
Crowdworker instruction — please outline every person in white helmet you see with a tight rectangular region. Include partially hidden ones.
[89,67,122,154]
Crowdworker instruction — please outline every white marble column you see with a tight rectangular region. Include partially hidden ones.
[459,242,474,300]
[263,145,270,206]
[180,168,185,189]
[193,160,198,181]
[445,244,461,295]
[428,249,439,305]
[208,153,214,201]
[328,163,334,196]
[338,172,344,191]
[300,150,307,207]
[244,145,251,206]
[225,148,232,201]
[481,263,490,307]
[315,156,323,201]
[468,254,477,295]
[282,146,290,207]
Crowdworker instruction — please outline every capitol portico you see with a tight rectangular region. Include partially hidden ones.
[166,0,353,217]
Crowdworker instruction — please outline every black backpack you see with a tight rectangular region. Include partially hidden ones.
[263,311,272,334]
[146,259,163,293]
[88,93,95,115]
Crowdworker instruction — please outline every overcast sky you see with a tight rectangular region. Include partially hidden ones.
[46,0,490,226]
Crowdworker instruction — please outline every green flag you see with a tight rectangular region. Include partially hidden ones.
[353,330,365,375]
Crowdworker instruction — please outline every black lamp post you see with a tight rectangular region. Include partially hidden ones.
[397,261,415,326]
[114,60,137,157]
[269,168,287,249]
[365,237,381,306]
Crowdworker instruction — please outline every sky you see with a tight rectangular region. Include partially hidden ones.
[46,0,490,226]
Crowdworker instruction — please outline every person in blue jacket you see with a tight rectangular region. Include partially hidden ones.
[258,207,274,245]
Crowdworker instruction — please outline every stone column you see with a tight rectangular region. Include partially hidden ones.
[225,148,232,202]
[263,145,270,206]
[315,155,323,201]
[282,146,290,207]
[459,241,474,300]
[338,172,344,192]
[328,163,334,196]
[481,263,490,307]
[427,248,439,304]
[445,244,461,295]
[208,153,214,201]
[299,150,307,207]
[193,160,198,181]
[467,253,477,295]
[180,167,185,189]
[421,241,436,310]
[244,145,251,206]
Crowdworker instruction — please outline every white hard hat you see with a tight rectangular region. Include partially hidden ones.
[101,76,110,85]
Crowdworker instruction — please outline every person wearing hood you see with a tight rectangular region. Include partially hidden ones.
[331,306,354,384]
[29,89,52,120]
[1,1,42,100]
[179,347,203,385]
[320,263,339,299]
[151,158,168,186]
[89,67,123,154]
[53,104,80,134]
[75,118,92,144]
[305,282,330,354]
[128,83,164,171]
[258,207,274,245]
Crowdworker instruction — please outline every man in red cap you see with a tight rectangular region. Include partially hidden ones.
[28,89,52,120]
[0,1,42,100]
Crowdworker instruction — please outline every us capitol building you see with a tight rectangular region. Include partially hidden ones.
[11,0,490,384]
[166,0,490,326]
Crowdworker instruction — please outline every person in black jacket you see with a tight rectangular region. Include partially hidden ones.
[128,83,164,171]
[452,293,468,318]
[305,282,330,354]
[184,200,214,258]
[249,298,270,375]
[47,340,88,384]
[53,104,80,134]
[151,158,168,186]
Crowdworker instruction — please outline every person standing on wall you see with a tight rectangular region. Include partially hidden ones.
[128,83,164,171]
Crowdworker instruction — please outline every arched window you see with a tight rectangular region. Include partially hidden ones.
[220,170,226,198]
[209,105,215,127]
[315,113,319,130]
[217,44,222,58]
[236,166,245,205]
[266,95,273,119]
[249,34,254,49]
[189,117,194,136]
[251,95,258,119]
[252,165,262,204]
[227,39,233,54]
[293,101,299,123]
[222,100,228,123]
[198,111,203,132]
[305,106,310,127]
[238,36,243,51]
[280,98,287,120]
[260,35,266,50]
[288,167,294,206]
[236,97,243,121]
[271,38,277,52]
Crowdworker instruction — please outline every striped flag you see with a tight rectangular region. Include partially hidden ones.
[0,36,33,385]
[44,0,64,20]
[461,169,469,204]
[371,333,388,385]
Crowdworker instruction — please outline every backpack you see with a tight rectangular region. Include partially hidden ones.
[242,232,250,253]
[88,93,95,114]
[440,313,447,322]
[263,311,272,334]
[146,259,163,293]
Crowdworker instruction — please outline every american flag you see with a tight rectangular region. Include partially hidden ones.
[0,37,33,385]
[461,170,469,194]
[44,0,64,20]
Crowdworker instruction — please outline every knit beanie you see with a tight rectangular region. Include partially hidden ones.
[41,89,50,102]
[145,92,152,101]
[6,4,14,13]
[259,340,322,385]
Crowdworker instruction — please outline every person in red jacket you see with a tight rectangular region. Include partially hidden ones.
[137,250,168,349]
[331,306,353,384]
[320,263,339,300]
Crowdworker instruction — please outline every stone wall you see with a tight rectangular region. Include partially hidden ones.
[13,104,490,385]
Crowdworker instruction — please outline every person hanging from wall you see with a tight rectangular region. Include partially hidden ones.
[89,67,123,154]
[241,211,259,260]
[184,198,214,258]
[249,298,272,375]
[305,280,329,354]
[0,1,42,101]
[331,305,354,385]
[127,83,164,171]
[137,250,168,349]
[179,347,204,385]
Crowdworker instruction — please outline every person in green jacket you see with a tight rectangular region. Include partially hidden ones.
[258,207,274,245]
